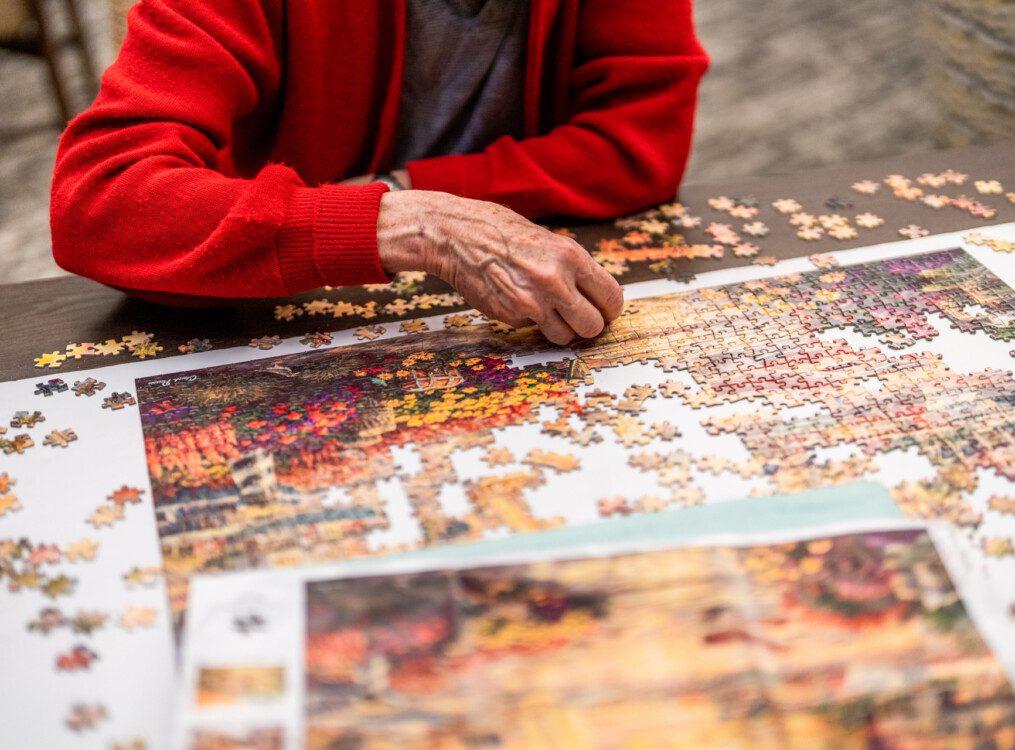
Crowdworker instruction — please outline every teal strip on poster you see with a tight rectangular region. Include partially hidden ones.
[294,481,906,579]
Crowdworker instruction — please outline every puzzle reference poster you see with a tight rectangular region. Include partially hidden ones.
[1,226,1015,748]
[174,510,1015,749]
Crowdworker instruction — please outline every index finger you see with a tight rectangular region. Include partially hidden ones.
[576,257,625,322]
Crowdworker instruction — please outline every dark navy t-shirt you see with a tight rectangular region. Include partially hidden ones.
[392,0,530,169]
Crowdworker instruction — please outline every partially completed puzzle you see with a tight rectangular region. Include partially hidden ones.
[134,247,1015,621]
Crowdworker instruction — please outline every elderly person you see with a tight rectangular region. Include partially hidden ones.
[51,0,708,344]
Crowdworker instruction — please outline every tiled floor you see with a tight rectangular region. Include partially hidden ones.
[0,0,991,284]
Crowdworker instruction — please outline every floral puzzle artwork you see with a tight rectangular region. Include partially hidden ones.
[134,247,1015,622]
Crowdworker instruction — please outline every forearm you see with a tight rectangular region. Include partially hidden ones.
[52,129,392,298]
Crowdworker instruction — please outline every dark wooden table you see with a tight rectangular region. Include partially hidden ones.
[3,140,1014,383]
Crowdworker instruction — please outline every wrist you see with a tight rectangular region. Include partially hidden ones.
[391,169,411,189]
[377,191,438,275]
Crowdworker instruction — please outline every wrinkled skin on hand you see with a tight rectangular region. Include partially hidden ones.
[377,191,625,345]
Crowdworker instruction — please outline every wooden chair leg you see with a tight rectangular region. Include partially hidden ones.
[25,0,73,124]
[62,0,98,98]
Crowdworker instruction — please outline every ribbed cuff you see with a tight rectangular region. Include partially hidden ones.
[405,152,492,199]
[276,182,393,294]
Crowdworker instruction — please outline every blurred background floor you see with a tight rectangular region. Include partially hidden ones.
[0,0,1011,284]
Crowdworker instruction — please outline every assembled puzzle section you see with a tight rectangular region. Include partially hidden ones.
[133,246,1015,624]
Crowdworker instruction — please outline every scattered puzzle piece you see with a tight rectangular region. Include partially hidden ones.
[632,495,669,513]
[728,204,758,220]
[898,224,929,239]
[828,224,858,241]
[612,415,651,448]
[920,194,950,209]
[917,172,947,188]
[650,421,680,441]
[102,392,137,411]
[72,378,106,397]
[974,179,1003,195]
[178,338,212,354]
[27,607,67,634]
[56,644,98,671]
[772,198,803,214]
[855,212,884,229]
[122,566,161,588]
[86,504,124,529]
[273,304,303,322]
[33,378,67,397]
[0,492,21,517]
[64,703,108,732]
[808,253,839,269]
[964,231,1015,254]
[64,538,99,562]
[64,343,97,359]
[481,447,514,467]
[982,537,1014,557]
[42,574,75,598]
[10,410,44,428]
[523,449,580,473]
[382,298,415,316]
[354,325,385,341]
[121,331,154,350]
[597,496,632,517]
[299,332,333,348]
[29,544,61,567]
[330,301,357,318]
[400,319,430,334]
[94,339,125,356]
[443,314,473,329]
[303,299,335,316]
[851,180,880,195]
[0,479,16,519]
[248,336,282,351]
[988,496,1015,516]
[2,433,34,454]
[71,611,108,635]
[131,341,164,359]
[118,605,157,631]
[33,351,66,369]
[108,486,144,510]
[43,429,77,448]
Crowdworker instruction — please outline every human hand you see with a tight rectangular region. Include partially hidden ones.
[377,191,624,345]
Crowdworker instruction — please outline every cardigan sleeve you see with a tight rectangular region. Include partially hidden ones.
[405,0,709,220]
[50,0,391,299]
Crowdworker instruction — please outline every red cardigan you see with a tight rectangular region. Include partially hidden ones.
[51,0,708,299]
